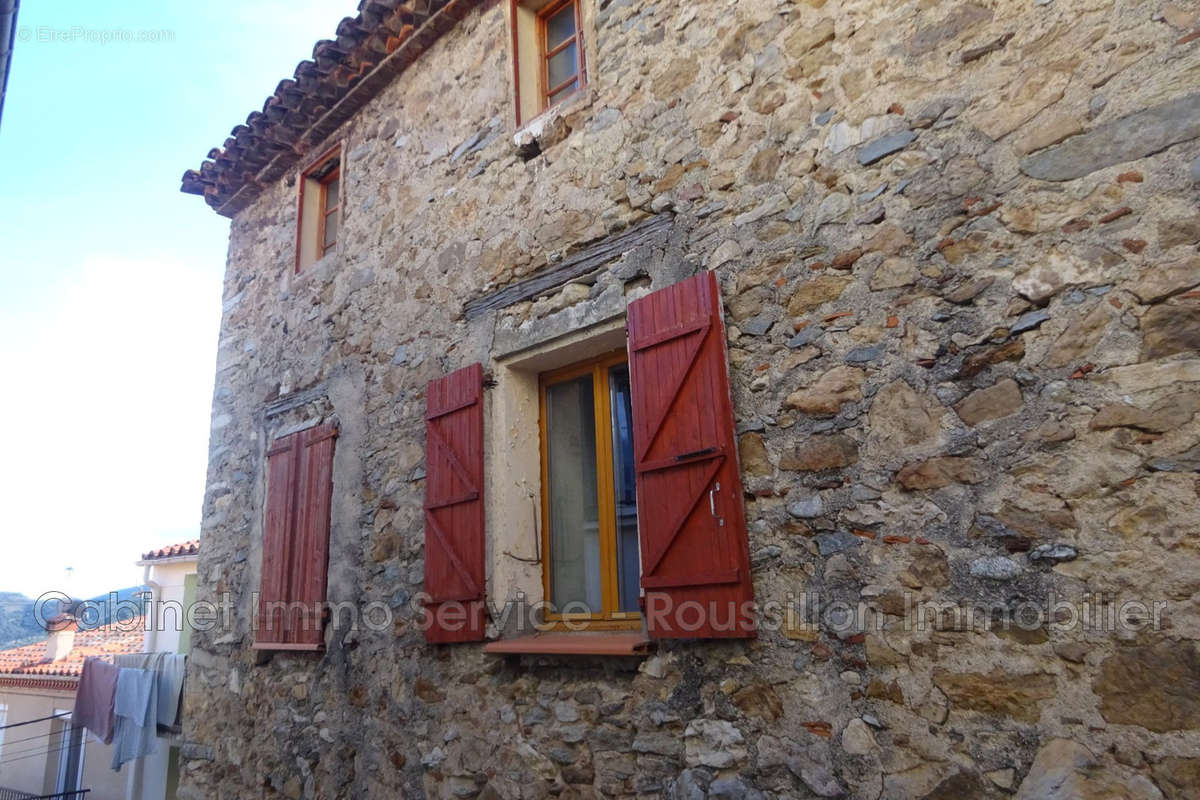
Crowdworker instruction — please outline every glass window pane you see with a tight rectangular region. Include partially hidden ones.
[548,78,579,107]
[324,176,339,211]
[545,2,576,50]
[323,211,338,249]
[547,42,577,95]
[546,374,602,614]
[608,363,640,613]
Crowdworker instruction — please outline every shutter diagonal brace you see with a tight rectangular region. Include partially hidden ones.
[425,414,478,505]
[424,510,482,600]
[640,453,724,577]
[630,318,711,464]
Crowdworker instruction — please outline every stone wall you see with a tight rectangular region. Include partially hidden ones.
[180,0,1200,797]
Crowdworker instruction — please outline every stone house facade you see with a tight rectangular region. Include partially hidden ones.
[179,0,1200,797]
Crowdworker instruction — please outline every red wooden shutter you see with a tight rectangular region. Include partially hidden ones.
[423,363,488,643]
[257,434,299,647]
[255,423,337,650]
[626,271,755,639]
[290,424,337,647]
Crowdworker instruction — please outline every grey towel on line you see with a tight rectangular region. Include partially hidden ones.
[111,667,158,770]
[114,651,186,729]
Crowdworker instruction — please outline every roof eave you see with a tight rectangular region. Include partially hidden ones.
[136,553,200,567]
[181,0,483,218]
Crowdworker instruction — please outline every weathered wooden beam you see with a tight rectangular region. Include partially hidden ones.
[463,214,673,320]
[263,382,329,419]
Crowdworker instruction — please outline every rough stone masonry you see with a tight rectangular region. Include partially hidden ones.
[179,0,1200,797]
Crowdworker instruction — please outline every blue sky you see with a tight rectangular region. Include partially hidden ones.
[0,1,357,598]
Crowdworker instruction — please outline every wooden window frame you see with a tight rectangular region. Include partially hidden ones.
[293,143,342,274]
[538,349,641,632]
[537,0,585,110]
[317,167,340,258]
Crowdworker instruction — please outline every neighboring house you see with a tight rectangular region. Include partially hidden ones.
[0,540,198,800]
[138,541,200,657]
[130,541,199,800]
[0,621,142,798]
[178,1,1200,798]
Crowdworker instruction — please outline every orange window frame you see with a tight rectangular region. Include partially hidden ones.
[537,0,586,111]
[316,167,340,258]
[538,350,641,631]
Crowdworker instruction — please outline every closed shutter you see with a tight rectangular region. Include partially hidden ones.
[255,423,337,650]
[626,271,755,639]
[257,434,298,647]
[291,424,337,647]
[423,364,488,643]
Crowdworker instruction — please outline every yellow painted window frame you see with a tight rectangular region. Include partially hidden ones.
[538,349,641,631]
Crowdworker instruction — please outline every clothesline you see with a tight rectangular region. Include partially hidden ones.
[0,721,82,749]
[0,710,70,730]
[0,735,84,767]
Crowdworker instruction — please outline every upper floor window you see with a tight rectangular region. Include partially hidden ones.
[295,144,342,273]
[510,0,588,127]
[540,0,583,108]
[318,168,340,254]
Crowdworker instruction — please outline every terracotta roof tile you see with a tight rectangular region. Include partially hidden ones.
[141,539,200,562]
[181,0,484,218]
[0,622,145,679]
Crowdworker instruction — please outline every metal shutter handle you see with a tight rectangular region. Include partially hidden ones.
[709,482,725,527]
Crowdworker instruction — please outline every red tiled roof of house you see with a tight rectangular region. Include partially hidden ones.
[180,0,483,218]
[141,539,200,562]
[0,622,145,680]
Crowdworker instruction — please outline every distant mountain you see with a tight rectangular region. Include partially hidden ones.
[0,587,149,650]
[76,586,150,627]
[0,592,43,649]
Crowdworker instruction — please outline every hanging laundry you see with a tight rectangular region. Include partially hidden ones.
[73,657,120,745]
[156,653,187,730]
[115,651,186,730]
[111,667,158,770]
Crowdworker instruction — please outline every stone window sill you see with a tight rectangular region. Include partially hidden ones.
[291,248,341,289]
[512,86,594,158]
[483,630,651,656]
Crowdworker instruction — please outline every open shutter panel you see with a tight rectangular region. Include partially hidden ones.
[256,434,300,647]
[289,424,337,648]
[423,363,488,643]
[626,271,755,639]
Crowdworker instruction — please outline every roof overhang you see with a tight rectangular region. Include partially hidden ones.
[0,674,79,692]
[181,0,484,218]
[136,554,200,567]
